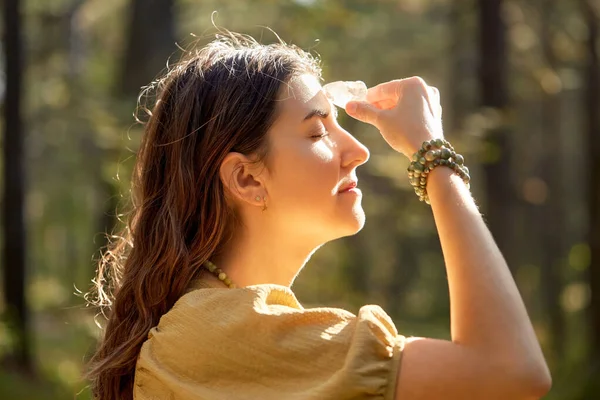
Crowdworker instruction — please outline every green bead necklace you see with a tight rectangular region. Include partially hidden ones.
[202,260,237,288]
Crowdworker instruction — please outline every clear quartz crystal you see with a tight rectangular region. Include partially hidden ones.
[323,81,367,108]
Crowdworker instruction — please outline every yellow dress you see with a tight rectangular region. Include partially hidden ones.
[134,278,406,400]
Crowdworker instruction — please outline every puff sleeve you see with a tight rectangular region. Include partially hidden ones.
[134,284,406,400]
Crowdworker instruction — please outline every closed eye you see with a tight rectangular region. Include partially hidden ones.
[311,132,330,140]
[310,125,330,140]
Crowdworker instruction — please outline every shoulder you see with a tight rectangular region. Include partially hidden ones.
[141,282,402,352]
[152,284,358,344]
[146,284,401,359]
[135,285,405,400]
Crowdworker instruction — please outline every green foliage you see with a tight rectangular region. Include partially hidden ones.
[0,370,72,400]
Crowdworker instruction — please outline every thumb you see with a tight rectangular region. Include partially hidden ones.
[346,101,380,125]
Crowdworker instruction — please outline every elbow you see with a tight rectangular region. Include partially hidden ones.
[528,368,552,398]
[492,346,553,399]
[523,373,552,399]
[513,362,552,399]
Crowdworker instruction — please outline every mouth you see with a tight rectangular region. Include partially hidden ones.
[338,182,358,193]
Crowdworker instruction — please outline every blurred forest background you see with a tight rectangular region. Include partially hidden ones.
[1,0,600,398]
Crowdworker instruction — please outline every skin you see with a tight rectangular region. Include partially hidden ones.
[214,74,369,287]
[212,74,552,399]
[348,77,552,399]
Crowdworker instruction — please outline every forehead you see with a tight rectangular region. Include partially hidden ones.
[277,74,330,119]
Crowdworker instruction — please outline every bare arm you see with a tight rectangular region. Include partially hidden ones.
[346,77,552,399]
[394,168,551,400]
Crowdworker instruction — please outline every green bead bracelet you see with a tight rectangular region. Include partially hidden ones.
[407,139,470,204]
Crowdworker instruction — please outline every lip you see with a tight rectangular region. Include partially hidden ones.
[338,182,358,193]
[340,187,361,195]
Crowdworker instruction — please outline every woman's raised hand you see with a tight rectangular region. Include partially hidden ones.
[345,77,443,157]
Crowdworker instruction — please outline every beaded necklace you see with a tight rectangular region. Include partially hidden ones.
[202,260,237,288]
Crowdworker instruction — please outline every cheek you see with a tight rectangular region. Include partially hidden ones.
[271,143,339,202]
[311,142,335,164]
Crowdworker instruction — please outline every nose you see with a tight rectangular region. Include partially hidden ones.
[340,128,370,168]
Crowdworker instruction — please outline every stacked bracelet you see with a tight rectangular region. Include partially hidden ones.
[407,138,470,204]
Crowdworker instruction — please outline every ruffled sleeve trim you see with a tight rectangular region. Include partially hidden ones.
[386,335,406,400]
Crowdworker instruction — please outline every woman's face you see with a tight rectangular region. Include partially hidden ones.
[264,73,370,243]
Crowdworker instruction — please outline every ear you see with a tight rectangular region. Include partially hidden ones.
[219,152,267,208]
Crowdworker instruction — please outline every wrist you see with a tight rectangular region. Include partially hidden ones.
[427,166,460,190]
[406,135,437,157]
[406,139,470,204]
[427,166,476,211]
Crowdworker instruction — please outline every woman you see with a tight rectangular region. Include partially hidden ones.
[85,32,551,400]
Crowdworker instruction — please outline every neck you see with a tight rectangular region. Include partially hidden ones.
[210,225,322,288]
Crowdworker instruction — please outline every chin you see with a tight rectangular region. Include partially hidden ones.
[337,208,366,237]
[351,213,366,233]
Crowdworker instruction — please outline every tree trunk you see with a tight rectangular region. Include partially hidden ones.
[120,0,176,97]
[447,0,473,135]
[583,0,600,371]
[478,0,515,273]
[2,0,32,374]
[536,0,565,361]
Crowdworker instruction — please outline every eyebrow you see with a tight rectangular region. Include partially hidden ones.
[303,104,338,122]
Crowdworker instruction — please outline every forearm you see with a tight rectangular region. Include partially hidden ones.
[427,167,550,380]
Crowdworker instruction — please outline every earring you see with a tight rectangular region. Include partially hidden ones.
[254,195,267,211]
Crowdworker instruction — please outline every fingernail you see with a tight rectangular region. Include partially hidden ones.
[347,102,357,114]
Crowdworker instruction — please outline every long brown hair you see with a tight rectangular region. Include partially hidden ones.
[84,31,321,400]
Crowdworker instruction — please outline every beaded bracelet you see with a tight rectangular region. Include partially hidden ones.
[407,138,470,204]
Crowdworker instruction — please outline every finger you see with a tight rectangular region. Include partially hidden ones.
[427,86,441,117]
[367,76,432,104]
[346,101,381,125]
[429,86,439,102]
[422,86,437,116]
[373,99,396,110]
[366,80,404,103]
